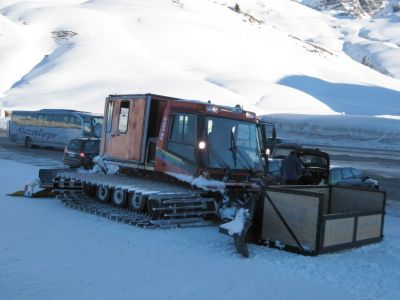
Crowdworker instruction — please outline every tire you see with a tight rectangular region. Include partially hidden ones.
[25,137,33,148]
[128,192,147,212]
[96,185,110,203]
[111,189,127,207]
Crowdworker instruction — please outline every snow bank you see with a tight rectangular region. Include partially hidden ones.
[264,114,400,150]
[0,117,9,129]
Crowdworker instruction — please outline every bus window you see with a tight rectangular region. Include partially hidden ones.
[38,114,45,126]
[61,114,70,128]
[54,114,65,128]
[70,116,82,129]
[12,113,23,125]
[91,117,103,137]
[46,115,55,127]
[13,112,37,126]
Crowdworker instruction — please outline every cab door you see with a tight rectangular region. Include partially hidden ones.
[102,97,147,162]
[107,100,132,160]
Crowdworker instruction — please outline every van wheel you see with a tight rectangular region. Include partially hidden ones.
[25,137,33,148]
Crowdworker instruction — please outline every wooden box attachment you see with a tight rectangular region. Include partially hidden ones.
[258,186,386,255]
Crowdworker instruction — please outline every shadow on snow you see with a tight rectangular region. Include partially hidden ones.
[278,75,400,115]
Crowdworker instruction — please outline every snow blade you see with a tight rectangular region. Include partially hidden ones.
[219,208,253,258]
[233,219,253,258]
[7,187,53,198]
[39,168,71,187]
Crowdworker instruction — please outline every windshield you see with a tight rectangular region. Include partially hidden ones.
[83,117,103,138]
[298,154,328,168]
[67,139,84,151]
[203,117,263,171]
[272,147,295,159]
[84,140,100,152]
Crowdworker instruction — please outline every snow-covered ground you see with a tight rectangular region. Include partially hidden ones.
[1,159,400,300]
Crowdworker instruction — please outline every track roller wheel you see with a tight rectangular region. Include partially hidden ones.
[96,185,110,203]
[128,193,147,212]
[111,189,127,207]
[83,183,95,197]
[147,199,161,219]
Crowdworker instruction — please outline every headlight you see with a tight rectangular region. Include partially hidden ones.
[198,141,206,149]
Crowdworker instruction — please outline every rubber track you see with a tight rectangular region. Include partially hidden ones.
[60,193,213,229]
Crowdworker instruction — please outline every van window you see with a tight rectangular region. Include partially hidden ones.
[67,139,84,151]
[351,168,363,179]
[342,168,353,180]
[118,101,129,133]
[84,140,100,152]
[330,169,342,184]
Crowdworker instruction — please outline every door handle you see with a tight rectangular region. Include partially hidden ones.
[111,132,120,137]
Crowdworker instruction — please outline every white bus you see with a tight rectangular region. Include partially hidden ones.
[8,109,103,149]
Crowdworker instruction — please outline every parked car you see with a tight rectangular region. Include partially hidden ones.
[328,167,379,190]
[63,138,100,169]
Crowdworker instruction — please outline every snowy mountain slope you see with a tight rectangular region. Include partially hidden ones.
[298,0,399,18]
[0,0,399,118]
[296,0,400,79]
[297,0,387,18]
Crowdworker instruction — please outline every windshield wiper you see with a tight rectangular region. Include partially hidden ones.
[230,130,237,167]
[237,147,255,174]
[208,143,232,174]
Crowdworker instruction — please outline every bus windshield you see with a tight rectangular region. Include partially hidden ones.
[83,117,103,138]
[203,117,263,172]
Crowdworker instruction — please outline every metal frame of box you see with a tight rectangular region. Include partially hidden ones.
[256,185,386,255]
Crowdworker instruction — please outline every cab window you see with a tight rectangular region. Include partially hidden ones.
[118,101,129,133]
[168,114,196,161]
[106,101,114,133]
